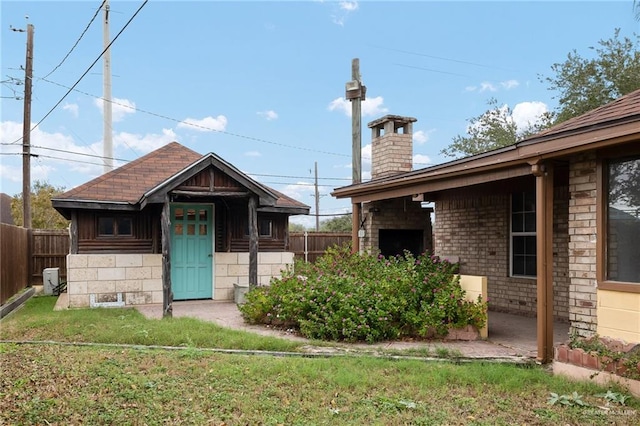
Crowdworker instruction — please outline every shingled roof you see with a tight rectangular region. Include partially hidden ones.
[522,87,640,143]
[53,142,309,213]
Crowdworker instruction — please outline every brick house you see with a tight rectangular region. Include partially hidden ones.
[53,142,309,313]
[333,91,640,362]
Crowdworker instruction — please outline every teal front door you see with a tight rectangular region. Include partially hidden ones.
[171,204,213,300]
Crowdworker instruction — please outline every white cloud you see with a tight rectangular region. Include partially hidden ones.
[93,97,136,122]
[63,102,79,118]
[413,154,431,167]
[1,120,105,179]
[177,115,227,132]
[512,101,548,131]
[0,164,22,183]
[339,1,358,11]
[257,110,278,121]
[114,128,177,154]
[330,0,359,26]
[479,82,497,93]
[280,181,314,202]
[501,79,519,90]
[328,96,388,118]
[466,80,519,93]
[245,151,261,157]
[361,143,372,165]
[413,130,429,144]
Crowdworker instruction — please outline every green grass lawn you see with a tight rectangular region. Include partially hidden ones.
[0,296,302,352]
[2,296,639,425]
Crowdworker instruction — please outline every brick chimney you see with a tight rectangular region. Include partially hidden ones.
[368,115,416,179]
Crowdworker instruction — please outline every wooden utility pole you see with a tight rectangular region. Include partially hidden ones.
[345,58,365,184]
[345,58,365,252]
[22,23,34,229]
[314,162,320,231]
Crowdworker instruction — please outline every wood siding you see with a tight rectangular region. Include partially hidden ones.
[76,208,161,254]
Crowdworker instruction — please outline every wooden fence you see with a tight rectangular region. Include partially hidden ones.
[0,228,346,304]
[1,224,30,305]
[31,229,69,285]
[289,232,351,263]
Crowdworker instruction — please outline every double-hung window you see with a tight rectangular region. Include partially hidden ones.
[511,191,536,277]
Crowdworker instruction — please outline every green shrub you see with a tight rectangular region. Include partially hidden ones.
[239,244,488,343]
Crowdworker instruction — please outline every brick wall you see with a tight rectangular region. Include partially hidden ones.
[362,197,432,254]
[568,153,598,337]
[434,192,570,321]
[371,133,413,179]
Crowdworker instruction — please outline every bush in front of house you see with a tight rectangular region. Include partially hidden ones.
[239,244,488,343]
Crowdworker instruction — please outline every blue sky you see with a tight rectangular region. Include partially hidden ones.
[1,0,639,228]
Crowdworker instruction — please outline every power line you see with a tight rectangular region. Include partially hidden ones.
[37,77,350,158]
[41,0,107,80]
[370,44,514,72]
[8,0,149,146]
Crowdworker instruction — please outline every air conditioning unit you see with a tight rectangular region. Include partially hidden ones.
[43,268,60,295]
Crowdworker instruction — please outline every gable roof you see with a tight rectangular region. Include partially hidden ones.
[53,142,309,215]
[333,88,640,202]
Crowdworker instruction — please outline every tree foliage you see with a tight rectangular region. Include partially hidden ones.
[544,29,640,124]
[11,181,69,229]
[289,222,307,232]
[441,98,553,158]
[319,213,352,232]
[444,29,640,159]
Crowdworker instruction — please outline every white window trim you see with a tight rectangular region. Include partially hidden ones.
[510,192,537,279]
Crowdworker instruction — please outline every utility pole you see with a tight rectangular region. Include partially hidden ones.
[345,58,365,252]
[314,162,320,231]
[21,23,34,229]
[345,58,365,184]
[102,0,113,173]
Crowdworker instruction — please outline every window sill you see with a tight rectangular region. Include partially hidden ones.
[598,281,640,294]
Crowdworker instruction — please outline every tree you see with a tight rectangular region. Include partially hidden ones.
[11,181,69,229]
[441,98,553,158]
[543,29,640,124]
[319,214,352,232]
[289,222,307,232]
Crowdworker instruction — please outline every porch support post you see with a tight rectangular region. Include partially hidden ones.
[161,195,173,318]
[351,202,360,253]
[69,211,78,254]
[248,195,258,289]
[533,162,554,362]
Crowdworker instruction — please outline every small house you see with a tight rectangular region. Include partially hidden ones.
[53,142,309,311]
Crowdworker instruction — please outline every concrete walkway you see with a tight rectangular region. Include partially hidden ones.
[134,300,570,360]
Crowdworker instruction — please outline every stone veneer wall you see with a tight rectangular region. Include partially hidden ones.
[434,192,570,321]
[568,153,598,337]
[66,252,295,307]
[66,254,163,308]
[214,252,294,300]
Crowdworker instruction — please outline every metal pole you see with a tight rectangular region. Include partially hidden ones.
[314,162,320,231]
[103,0,113,173]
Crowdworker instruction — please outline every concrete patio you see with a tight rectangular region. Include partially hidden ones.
[133,300,570,360]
